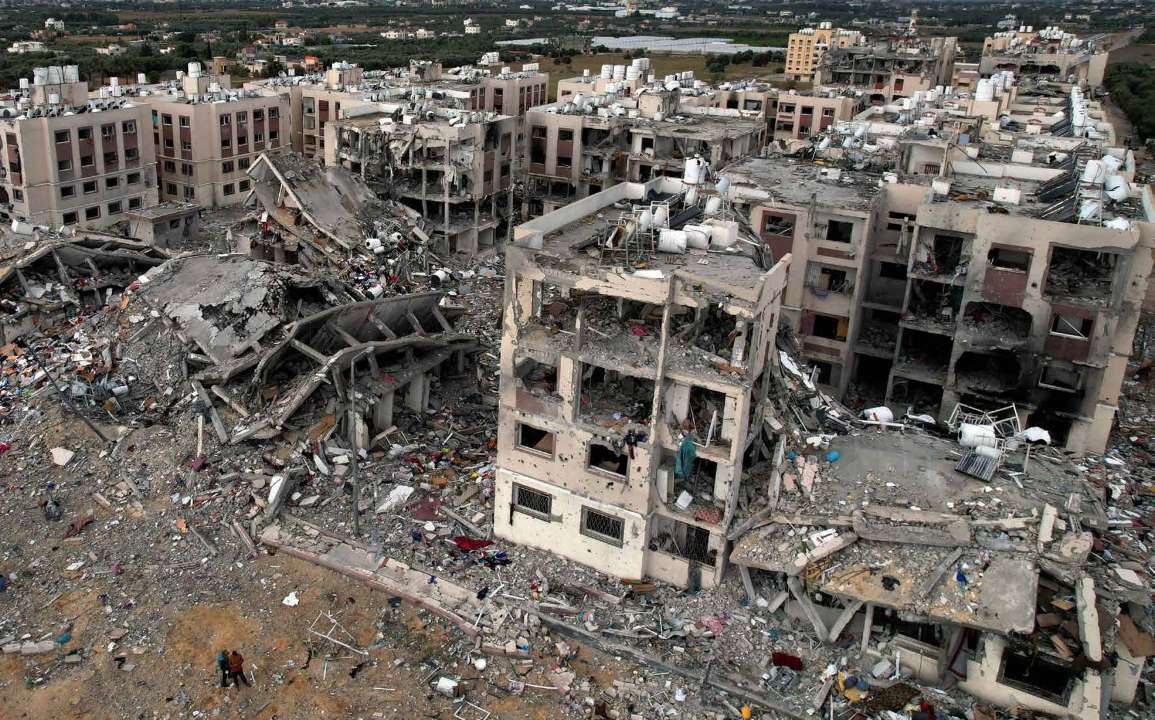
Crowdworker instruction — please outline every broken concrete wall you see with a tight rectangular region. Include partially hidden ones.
[958,634,1102,720]
[492,467,648,580]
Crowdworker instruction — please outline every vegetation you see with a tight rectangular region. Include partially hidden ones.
[1104,63,1155,143]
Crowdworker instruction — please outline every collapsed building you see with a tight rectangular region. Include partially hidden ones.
[239,149,469,311]
[489,158,1154,719]
[495,169,789,588]
[719,77,1154,455]
[728,421,1150,719]
[324,103,519,256]
[0,232,168,345]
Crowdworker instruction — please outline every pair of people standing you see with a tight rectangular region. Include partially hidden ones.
[216,649,251,688]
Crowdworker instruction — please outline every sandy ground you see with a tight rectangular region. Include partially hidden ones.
[0,549,629,719]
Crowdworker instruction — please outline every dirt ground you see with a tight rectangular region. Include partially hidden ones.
[0,397,636,720]
[0,546,624,719]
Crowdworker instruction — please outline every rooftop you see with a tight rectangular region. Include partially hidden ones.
[723,156,881,212]
[514,177,779,301]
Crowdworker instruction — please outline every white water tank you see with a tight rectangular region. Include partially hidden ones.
[138,73,148,85]
[653,205,669,228]
[600,64,613,79]
[685,186,700,206]
[1081,160,1105,184]
[18,78,29,90]
[683,156,707,185]
[975,79,995,102]
[33,67,48,85]
[657,229,687,253]
[714,176,730,195]
[188,62,203,78]
[1105,176,1129,201]
[683,225,710,249]
[704,196,722,216]
[613,65,626,80]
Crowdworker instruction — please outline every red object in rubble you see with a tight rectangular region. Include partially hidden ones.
[452,536,493,552]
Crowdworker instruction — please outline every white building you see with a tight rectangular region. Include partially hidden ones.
[8,41,47,54]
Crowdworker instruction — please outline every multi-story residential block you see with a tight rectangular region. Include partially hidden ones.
[723,85,1153,454]
[495,175,789,588]
[981,26,1109,88]
[815,36,958,105]
[248,61,548,162]
[136,63,289,208]
[525,82,766,217]
[784,23,864,81]
[0,65,159,230]
[325,105,519,256]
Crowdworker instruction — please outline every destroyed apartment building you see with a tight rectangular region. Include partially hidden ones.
[245,59,549,162]
[324,100,519,256]
[722,87,1155,455]
[527,59,768,217]
[495,166,790,589]
[0,232,169,345]
[980,26,1110,88]
[241,150,441,299]
[815,36,958,105]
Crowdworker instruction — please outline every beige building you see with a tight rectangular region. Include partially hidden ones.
[496,176,789,587]
[981,27,1109,88]
[524,89,766,217]
[723,130,1154,454]
[785,23,864,81]
[0,65,159,230]
[137,64,289,208]
[249,61,548,162]
[325,106,519,256]
[815,37,958,105]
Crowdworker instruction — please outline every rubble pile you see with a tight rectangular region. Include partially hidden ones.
[0,221,1151,720]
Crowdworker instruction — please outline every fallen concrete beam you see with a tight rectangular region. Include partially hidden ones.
[827,599,865,643]
[1076,576,1102,662]
[916,548,964,599]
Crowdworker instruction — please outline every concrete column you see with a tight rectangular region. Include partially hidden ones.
[373,390,394,430]
[406,374,427,413]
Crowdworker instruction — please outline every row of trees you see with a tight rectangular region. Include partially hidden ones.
[1104,63,1155,145]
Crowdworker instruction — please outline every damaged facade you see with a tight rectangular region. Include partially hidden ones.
[496,173,789,588]
[526,62,767,217]
[723,80,1155,455]
[325,102,518,256]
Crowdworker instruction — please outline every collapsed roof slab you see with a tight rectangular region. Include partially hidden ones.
[248,151,384,252]
[136,254,353,366]
[0,234,169,344]
[231,291,477,442]
[817,541,1038,634]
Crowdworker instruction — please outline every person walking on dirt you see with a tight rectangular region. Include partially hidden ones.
[228,650,252,687]
[217,649,230,687]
